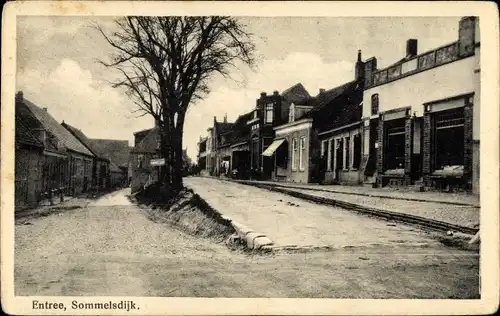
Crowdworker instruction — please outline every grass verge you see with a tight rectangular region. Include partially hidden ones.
[132,183,236,244]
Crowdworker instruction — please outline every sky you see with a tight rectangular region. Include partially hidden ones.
[16,16,462,161]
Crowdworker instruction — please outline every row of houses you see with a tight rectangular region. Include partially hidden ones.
[15,91,131,211]
[197,16,480,194]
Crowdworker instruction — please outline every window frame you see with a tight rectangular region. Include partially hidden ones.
[299,136,306,171]
[352,133,362,170]
[371,94,379,116]
[265,103,274,124]
[291,138,298,171]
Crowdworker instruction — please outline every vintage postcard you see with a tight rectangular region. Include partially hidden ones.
[1,1,499,315]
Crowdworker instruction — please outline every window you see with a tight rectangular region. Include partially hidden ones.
[371,94,379,115]
[327,139,333,171]
[434,107,465,169]
[352,134,362,169]
[137,154,144,168]
[265,103,274,124]
[289,104,295,123]
[156,135,161,149]
[385,121,406,170]
[344,136,350,169]
[254,110,258,119]
[251,124,259,130]
[291,138,298,171]
[299,137,306,171]
[320,140,327,157]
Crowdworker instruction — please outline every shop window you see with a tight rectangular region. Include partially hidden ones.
[292,138,298,171]
[344,136,350,169]
[434,107,465,169]
[385,122,405,170]
[299,137,306,171]
[265,103,274,124]
[371,94,379,115]
[353,134,362,169]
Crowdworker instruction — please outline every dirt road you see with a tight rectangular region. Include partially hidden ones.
[15,188,479,298]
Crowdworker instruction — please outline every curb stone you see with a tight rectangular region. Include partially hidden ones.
[184,182,275,250]
[214,177,479,236]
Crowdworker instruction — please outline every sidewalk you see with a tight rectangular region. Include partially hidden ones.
[15,196,93,220]
[233,179,479,207]
[185,177,462,249]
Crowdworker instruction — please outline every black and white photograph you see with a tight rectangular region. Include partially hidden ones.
[1,1,499,315]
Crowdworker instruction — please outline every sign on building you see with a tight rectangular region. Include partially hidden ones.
[150,158,165,166]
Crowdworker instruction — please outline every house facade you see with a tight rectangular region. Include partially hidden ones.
[88,138,131,187]
[16,92,95,197]
[265,51,364,184]
[15,116,46,209]
[62,122,111,191]
[253,84,311,179]
[362,16,480,193]
[130,122,161,193]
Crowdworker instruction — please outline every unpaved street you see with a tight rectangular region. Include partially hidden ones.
[15,188,479,298]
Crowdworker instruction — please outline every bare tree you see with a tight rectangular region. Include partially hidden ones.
[96,17,256,193]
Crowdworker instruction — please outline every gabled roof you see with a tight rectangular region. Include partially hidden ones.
[21,98,94,156]
[215,121,234,135]
[132,127,159,154]
[15,116,43,148]
[312,80,364,133]
[109,161,122,173]
[220,111,253,147]
[62,122,108,161]
[281,83,311,103]
[302,80,359,119]
[88,139,130,167]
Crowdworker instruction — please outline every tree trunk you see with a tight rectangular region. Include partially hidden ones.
[171,110,185,194]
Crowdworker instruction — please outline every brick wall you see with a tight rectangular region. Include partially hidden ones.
[404,117,414,185]
[376,117,384,185]
[15,147,44,210]
[463,103,473,190]
[422,112,433,186]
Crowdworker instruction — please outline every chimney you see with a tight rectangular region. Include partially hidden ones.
[273,90,279,96]
[364,57,377,86]
[406,39,418,57]
[223,113,227,123]
[319,88,326,94]
[260,92,267,98]
[43,107,48,112]
[355,50,365,80]
[15,91,24,103]
[458,16,476,57]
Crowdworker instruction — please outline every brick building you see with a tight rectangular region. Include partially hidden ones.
[15,114,46,210]
[16,92,95,197]
[362,16,480,193]
[253,84,311,179]
[88,138,131,187]
[62,122,111,190]
[130,122,161,193]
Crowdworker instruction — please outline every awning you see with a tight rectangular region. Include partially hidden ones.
[262,139,286,157]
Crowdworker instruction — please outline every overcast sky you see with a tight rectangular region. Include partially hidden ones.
[17,16,462,160]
